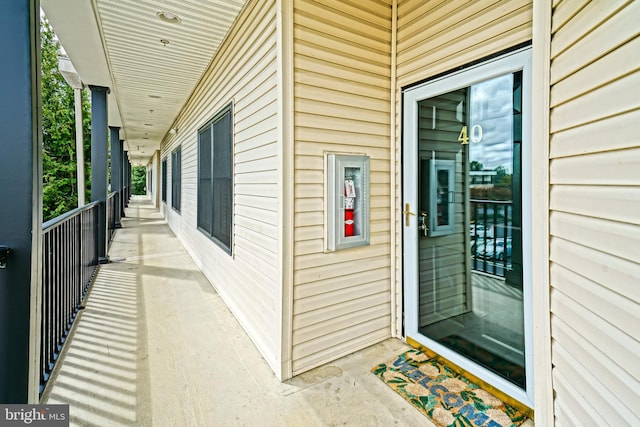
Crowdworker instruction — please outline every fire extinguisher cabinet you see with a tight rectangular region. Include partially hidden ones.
[326,153,370,251]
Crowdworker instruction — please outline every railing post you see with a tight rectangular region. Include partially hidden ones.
[110,127,122,228]
[0,0,42,404]
[89,85,110,264]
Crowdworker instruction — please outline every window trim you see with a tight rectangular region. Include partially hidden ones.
[171,146,181,213]
[161,157,167,203]
[197,103,233,254]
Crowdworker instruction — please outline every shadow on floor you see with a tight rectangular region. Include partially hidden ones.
[41,197,436,426]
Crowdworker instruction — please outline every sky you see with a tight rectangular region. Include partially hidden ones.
[469,74,515,173]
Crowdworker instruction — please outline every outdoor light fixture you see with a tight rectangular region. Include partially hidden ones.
[169,128,178,135]
[157,11,182,24]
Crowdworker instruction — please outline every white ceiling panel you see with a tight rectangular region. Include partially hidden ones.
[42,0,246,164]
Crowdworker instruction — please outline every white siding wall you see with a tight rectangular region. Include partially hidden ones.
[291,0,393,374]
[153,150,161,208]
[549,1,640,424]
[160,0,283,376]
[144,152,160,207]
[394,0,533,336]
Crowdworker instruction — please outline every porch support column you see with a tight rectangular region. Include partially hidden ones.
[109,127,122,228]
[118,143,127,219]
[123,151,130,207]
[89,85,110,264]
[0,0,42,403]
[73,87,86,207]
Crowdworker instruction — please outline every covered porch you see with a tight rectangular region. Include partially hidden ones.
[40,196,430,426]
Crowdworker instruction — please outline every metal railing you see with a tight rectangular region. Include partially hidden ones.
[470,199,513,277]
[107,191,117,242]
[40,202,100,394]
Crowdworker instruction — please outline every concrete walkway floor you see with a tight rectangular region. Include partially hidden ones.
[41,196,433,426]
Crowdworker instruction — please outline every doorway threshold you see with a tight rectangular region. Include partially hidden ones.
[406,336,534,420]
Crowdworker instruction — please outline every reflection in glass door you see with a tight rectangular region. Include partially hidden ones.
[403,49,532,405]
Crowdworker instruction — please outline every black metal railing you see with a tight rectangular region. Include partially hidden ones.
[107,191,117,242]
[470,199,512,277]
[40,202,100,394]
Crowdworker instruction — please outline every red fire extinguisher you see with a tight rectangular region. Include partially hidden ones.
[344,177,356,237]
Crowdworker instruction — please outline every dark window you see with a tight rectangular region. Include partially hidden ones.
[171,147,181,212]
[197,104,233,252]
[161,158,167,202]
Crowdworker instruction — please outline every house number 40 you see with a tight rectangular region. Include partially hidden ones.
[458,125,483,144]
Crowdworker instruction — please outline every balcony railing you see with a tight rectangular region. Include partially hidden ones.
[39,190,128,395]
[470,199,513,277]
[40,202,100,394]
[107,191,118,241]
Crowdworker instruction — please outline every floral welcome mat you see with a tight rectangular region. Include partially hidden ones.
[372,349,527,427]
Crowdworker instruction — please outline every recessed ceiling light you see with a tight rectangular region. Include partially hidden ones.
[160,39,170,46]
[157,11,181,24]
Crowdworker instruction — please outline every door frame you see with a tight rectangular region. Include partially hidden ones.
[402,47,534,408]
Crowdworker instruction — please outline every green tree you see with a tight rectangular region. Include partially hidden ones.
[470,165,513,201]
[41,17,91,221]
[131,166,147,195]
[469,160,484,171]
[489,166,512,201]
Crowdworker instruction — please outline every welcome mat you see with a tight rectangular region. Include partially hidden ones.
[372,349,527,427]
[439,335,526,388]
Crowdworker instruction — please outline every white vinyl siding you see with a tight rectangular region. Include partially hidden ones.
[394,0,533,336]
[291,0,393,374]
[146,151,161,208]
[396,0,532,87]
[417,130,468,327]
[160,0,282,375]
[549,0,640,424]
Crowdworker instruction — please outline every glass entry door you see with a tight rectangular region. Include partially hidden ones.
[403,49,533,406]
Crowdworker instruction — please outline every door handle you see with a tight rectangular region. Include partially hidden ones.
[419,212,428,237]
[402,203,416,227]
